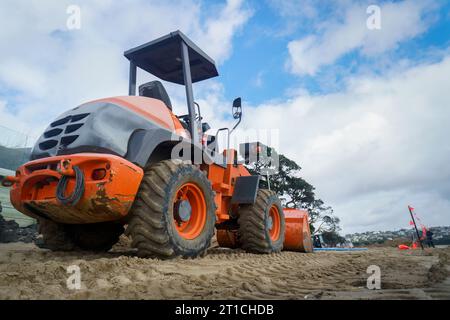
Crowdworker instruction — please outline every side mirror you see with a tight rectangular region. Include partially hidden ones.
[230,97,242,134]
[232,97,242,120]
[202,122,211,132]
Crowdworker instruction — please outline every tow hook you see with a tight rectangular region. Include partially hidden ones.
[1,176,19,187]
[58,159,75,176]
[56,159,85,206]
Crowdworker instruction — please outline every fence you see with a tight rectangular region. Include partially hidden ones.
[0,125,36,226]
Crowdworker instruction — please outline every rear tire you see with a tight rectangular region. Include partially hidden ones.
[36,218,123,252]
[66,223,124,252]
[125,159,216,259]
[36,218,75,251]
[238,189,285,253]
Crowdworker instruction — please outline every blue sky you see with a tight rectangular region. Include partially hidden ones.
[1,0,450,233]
[220,0,450,104]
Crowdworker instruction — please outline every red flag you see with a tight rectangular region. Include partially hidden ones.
[408,205,414,211]
[409,220,414,226]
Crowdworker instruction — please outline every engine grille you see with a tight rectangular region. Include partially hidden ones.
[38,113,90,152]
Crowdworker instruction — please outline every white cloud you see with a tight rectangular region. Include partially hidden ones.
[0,60,49,99]
[287,0,437,76]
[242,54,450,233]
[1,0,448,235]
[162,51,450,234]
[193,0,252,63]
[0,0,251,139]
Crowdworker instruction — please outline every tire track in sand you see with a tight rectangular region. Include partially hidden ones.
[0,244,448,300]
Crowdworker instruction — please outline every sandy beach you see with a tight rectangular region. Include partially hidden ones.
[0,240,448,300]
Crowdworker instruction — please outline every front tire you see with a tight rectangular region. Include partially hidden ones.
[238,189,285,253]
[125,159,216,259]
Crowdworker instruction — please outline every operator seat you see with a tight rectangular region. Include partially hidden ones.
[139,81,173,110]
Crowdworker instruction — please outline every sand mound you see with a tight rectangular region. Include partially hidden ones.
[0,243,448,300]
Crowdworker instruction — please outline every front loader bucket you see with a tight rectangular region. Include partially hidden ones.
[283,209,313,253]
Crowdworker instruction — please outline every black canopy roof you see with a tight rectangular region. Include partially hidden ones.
[124,31,219,85]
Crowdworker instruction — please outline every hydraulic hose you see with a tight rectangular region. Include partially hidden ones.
[56,165,85,206]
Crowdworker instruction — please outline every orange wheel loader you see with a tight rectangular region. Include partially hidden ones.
[2,31,312,258]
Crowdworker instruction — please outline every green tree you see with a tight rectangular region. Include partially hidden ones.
[247,153,340,235]
[321,231,346,247]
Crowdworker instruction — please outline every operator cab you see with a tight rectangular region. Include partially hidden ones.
[125,31,242,162]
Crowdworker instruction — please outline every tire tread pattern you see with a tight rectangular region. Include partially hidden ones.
[238,189,285,254]
[125,160,216,259]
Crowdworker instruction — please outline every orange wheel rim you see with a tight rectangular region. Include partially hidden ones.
[269,205,281,241]
[173,183,206,240]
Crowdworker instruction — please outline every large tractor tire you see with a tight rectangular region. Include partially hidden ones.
[37,218,123,252]
[238,189,285,254]
[37,218,75,251]
[125,159,216,259]
[66,223,124,252]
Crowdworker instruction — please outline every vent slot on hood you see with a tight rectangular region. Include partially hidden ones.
[65,123,83,134]
[60,135,79,148]
[51,116,71,127]
[39,140,58,150]
[44,128,63,138]
[71,113,90,122]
